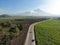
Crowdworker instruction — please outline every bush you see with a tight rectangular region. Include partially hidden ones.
[9,27,19,39]
[0,26,2,31]
[1,35,10,45]
[17,24,23,30]
[0,22,10,27]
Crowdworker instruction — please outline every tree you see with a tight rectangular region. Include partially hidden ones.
[9,26,19,40]
[17,24,23,30]
[1,34,10,45]
[0,22,10,27]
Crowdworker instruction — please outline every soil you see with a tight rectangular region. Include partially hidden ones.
[10,18,48,45]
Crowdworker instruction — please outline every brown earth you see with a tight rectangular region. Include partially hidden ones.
[10,18,48,45]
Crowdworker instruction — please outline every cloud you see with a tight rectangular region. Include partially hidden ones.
[0,9,10,15]
[0,8,15,15]
[39,0,60,15]
[17,9,53,16]
[0,8,56,16]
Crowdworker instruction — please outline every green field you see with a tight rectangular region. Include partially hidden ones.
[35,20,60,45]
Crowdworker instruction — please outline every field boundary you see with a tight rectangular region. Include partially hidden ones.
[24,19,49,45]
[34,20,49,45]
[34,19,60,45]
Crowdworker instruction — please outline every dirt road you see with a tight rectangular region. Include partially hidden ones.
[24,20,48,45]
[24,23,38,45]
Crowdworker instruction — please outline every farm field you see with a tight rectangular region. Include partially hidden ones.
[35,20,60,45]
[0,17,47,45]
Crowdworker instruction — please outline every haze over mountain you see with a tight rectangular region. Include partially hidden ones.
[17,9,55,16]
[0,0,60,16]
[0,14,10,18]
[0,9,58,17]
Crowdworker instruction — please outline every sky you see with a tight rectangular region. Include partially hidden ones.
[0,0,60,16]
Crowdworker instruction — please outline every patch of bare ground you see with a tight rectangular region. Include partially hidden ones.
[10,18,48,45]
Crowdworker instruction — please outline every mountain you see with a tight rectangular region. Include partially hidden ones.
[0,9,55,16]
[0,14,11,17]
[17,9,52,16]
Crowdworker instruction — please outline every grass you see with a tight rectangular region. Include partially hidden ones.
[35,20,60,45]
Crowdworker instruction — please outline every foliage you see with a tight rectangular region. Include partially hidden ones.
[0,19,23,45]
[17,24,23,30]
[35,20,60,45]
[0,22,10,27]
[1,35,10,45]
[9,27,19,37]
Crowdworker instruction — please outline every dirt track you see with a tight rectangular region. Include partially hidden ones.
[10,18,48,45]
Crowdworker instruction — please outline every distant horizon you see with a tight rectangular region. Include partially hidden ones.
[0,13,60,17]
[0,0,60,16]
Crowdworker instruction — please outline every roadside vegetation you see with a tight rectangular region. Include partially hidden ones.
[35,20,60,45]
[0,17,47,45]
[0,19,23,45]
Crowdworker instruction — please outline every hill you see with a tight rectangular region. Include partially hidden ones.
[0,14,11,18]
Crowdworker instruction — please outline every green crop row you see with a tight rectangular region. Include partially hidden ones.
[35,20,60,45]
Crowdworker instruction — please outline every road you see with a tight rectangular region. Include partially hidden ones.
[24,22,39,45]
[24,20,48,45]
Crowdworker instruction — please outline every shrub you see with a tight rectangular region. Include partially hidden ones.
[17,24,23,30]
[9,26,19,39]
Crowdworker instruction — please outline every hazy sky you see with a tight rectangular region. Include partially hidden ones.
[0,0,60,16]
